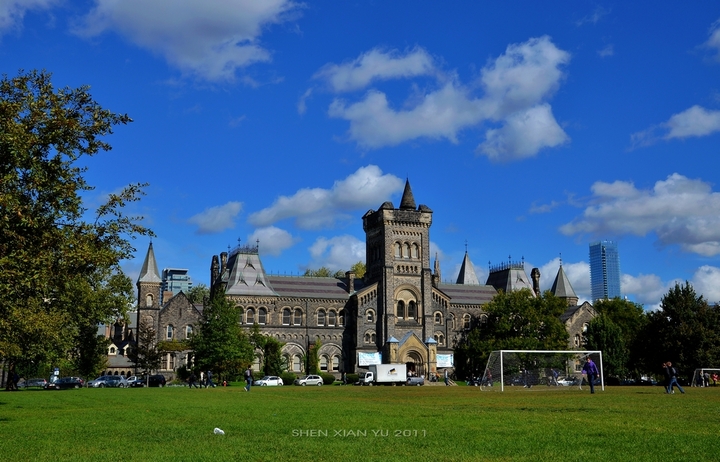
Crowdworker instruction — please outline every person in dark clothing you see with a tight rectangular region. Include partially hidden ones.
[188,372,199,388]
[244,366,253,392]
[666,361,685,394]
[582,358,600,394]
[206,370,215,388]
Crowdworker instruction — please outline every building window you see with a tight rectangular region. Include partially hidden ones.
[366,309,374,323]
[317,309,326,326]
[404,243,411,259]
[109,347,116,354]
[338,309,344,326]
[185,325,193,339]
[434,312,443,325]
[331,356,339,372]
[394,242,401,258]
[574,334,580,347]
[146,293,153,306]
[258,308,267,325]
[328,310,336,327]
[407,301,416,320]
[583,323,589,332]
[462,314,471,330]
[283,309,291,325]
[364,331,376,344]
[480,314,488,324]
[449,314,456,330]
[320,355,328,372]
[396,300,405,319]
[412,244,419,259]
[292,355,301,372]
[434,333,445,346]
[166,325,174,340]
[293,309,302,326]
[246,307,255,324]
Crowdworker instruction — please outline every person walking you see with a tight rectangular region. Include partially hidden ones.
[188,372,199,388]
[666,362,685,394]
[206,370,215,388]
[444,369,449,386]
[582,358,600,394]
[243,366,253,392]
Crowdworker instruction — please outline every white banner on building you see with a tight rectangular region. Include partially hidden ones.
[437,354,454,368]
[358,352,382,366]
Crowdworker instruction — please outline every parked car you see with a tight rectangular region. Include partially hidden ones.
[407,376,425,386]
[126,376,142,387]
[21,378,48,388]
[88,375,128,388]
[255,376,284,386]
[45,377,84,390]
[294,375,323,386]
[557,376,580,387]
[130,374,167,387]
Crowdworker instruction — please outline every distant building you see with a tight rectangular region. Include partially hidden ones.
[161,268,193,303]
[589,240,621,301]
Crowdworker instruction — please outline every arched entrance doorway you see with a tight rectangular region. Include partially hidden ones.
[403,350,425,377]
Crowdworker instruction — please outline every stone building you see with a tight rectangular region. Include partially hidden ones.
[134,180,595,379]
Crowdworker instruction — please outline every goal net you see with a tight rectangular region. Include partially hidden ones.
[690,368,720,387]
[479,350,603,392]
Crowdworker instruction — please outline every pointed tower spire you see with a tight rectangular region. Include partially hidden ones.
[551,265,579,306]
[456,251,480,285]
[399,179,416,210]
[434,252,441,284]
[137,242,162,284]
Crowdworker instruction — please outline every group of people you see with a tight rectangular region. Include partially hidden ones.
[187,370,215,389]
[662,362,685,394]
[695,370,719,387]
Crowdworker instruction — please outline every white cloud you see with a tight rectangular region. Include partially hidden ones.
[691,265,720,304]
[598,44,614,57]
[705,18,720,60]
[248,165,403,229]
[248,226,297,257]
[537,258,591,303]
[575,6,610,27]
[188,201,242,234]
[561,173,720,256]
[663,105,720,139]
[322,36,569,160]
[0,0,57,34]
[307,235,365,271]
[314,47,436,93]
[478,104,568,161]
[74,0,301,81]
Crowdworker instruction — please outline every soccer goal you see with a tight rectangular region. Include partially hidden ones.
[480,350,603,392]
[690,368,720,387]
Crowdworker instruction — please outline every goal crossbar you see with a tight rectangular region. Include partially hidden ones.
[489,350,603,392]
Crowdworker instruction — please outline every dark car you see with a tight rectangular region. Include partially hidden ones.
[133,374,166,387]
[45,377,84,390]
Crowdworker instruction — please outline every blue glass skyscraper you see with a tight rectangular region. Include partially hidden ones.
[589,240,621,301]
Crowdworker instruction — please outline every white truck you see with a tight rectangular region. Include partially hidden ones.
[358,364,407,386]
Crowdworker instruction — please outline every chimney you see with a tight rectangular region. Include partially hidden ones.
[346,271,355,293]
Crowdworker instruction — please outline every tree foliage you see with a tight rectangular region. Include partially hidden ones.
[350,261,366,279]
[248,324,286,376]
[127,318,163,376]
[453,289,569,379]
[185,283,210,304]
[589,298,647,377]
[0,70,150,385]
[638,282,720,379]
[584,315,628,379]
[189,295,254,380]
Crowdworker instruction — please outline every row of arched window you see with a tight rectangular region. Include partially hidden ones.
[283,354,340,372]
[363,330,445,346]
[316,308,345,327]
[394,241,420,259]
[240,307,345,327]
[165,324,193,340]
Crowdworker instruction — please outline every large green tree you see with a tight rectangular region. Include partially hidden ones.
[453,289,569,379]
[584,315,628,379]
[190,295,254,381]
[638,282,720,379]
[0,70,150,387]
[186,283,210,305]
[127,318,163,377]
[249,324,286,376]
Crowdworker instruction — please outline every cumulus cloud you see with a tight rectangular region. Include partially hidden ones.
[307,235,365,271]
[74,0,301,81]
[320,36,569,161]
[0,0,57,35]
[248,165,403,229]
[630,105,720,147]
[188,201,242,234]
[314,47,436,93]
[691,265,720,303]
[561,173,720,256]
[248,226,297,256]
[537,258,591,303]
[705,18,720,60]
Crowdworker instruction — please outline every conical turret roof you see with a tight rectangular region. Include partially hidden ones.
[137,242,162,284]
[551,265,577,299]
[399,179,416,210]
[456,252,480,285]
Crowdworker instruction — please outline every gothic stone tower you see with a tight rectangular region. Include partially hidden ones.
[136,242,162,336]
[362,180,433,365]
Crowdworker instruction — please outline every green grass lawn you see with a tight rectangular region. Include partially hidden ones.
[1,384,718,461]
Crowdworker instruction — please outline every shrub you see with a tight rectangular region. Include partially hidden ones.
[320,373,336,385]
[345,373,359,385]
[281,372,297,385]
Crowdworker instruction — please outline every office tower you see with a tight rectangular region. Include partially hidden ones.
[589,240,621,301]
[161,268,193,303]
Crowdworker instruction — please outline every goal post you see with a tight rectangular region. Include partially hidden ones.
[481,350,603,392]
[691,368,720,387]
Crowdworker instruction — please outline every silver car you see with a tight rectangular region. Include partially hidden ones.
[294,375,323,386]
[88,375,128,388]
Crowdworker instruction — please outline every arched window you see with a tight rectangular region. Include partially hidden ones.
[110,347,116,354]
[292,355,302,372]
[146,293,153,306]
[574,334,581,347]
[282,308,291,325]
[166,325,174,339]
[480,314,488,324]
[394,242,401,258]
[449,313,456,330]
[338,309,345,326]
[185,325,193,339]
[364,331,376,344]
[371,332,376,343]
[366,309,375,323]
[396,300,405,319]
[462,314,471,330]
[434,312,443,325]
[404,243,411,259]
[293,309,302,326]
[320,355,328,371]
[583,323,589,332]
[407,301,416,319]
[258,308,267,325]
[412,243,419,259]
[328,310,336,327]
[331,356,339,371]
[317,310,326,326]
[246,307,255,324]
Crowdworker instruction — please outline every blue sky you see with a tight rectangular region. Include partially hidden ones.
[4,0,720,310]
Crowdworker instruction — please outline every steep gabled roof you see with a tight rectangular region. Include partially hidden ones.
[399,179,416,210]
[225,250,278,296]
[551,265,578,299]
[456,252,480,285]
[137,242,162,284]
